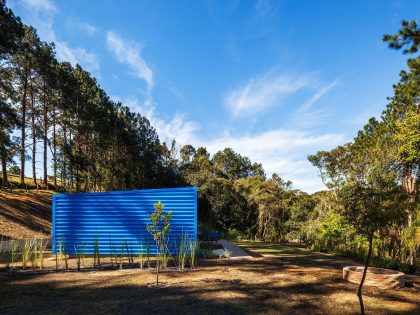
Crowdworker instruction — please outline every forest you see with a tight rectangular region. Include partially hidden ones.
[0,1,419,272]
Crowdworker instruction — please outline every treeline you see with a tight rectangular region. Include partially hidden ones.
[307,20,420,271]
[0,2,169,191]
[0,2,418,270]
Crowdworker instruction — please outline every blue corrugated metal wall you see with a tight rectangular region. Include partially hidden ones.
[52,187,197,254]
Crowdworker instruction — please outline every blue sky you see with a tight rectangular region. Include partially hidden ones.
[9,0,420,192]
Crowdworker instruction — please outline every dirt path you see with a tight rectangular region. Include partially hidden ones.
[218,239,253,259]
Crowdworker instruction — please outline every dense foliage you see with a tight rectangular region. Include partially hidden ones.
[0,2,418,271]
[308,19,420,271]
[0,1,166,191]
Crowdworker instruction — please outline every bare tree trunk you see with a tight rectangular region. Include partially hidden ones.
[407,193,416,265]
[357,234,373,315]
[20,76,28,185]
[156,252,160,285]
[53,107,57,187]
[30,83,37,186]
[1,155,7,186]
[43,86,48,188]
[63,125,67,189]
[69,129,74,190]
[402,164,418,265]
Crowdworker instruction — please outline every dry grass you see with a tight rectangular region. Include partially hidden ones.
[0,189,52,240]
[0,241,419,314]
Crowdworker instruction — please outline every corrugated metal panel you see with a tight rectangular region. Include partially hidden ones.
[52,187,197,254]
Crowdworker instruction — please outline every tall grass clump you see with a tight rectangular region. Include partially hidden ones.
[74,242,86,271]
[34,239,47,270]
[188,238,199,269]
[55,240,61,270]
[124,238,134,267]
[119,239,124,269]
[63,242,68,269]
[109,239,118,269]
[93,235,100,268]
[176,232,189,270]
[6,239,19,269]
[137,239,145,270]
[55,240,67,270]
[160,239,172,269]
[146,240,151,269]
[21,238,32,270]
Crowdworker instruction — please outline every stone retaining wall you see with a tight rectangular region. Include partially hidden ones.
[343,266,405,289]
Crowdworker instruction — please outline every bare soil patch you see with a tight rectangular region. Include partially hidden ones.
[0,189,52,240]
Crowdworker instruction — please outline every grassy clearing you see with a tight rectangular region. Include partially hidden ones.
[0,241,419,314]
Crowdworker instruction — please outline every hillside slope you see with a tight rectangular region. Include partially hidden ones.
[0,190,53,240]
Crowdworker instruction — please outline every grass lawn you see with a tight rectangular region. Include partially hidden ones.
[0,241,419,314]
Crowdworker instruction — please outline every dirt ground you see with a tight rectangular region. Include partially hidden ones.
[0,189,52,240]
[0,241,419,314]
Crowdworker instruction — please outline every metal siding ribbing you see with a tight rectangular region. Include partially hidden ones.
[52,187,197,254]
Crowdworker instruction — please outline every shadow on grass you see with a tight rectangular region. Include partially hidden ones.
[0,191,52,235]
[1,241,419,315]
[1,270,419,315]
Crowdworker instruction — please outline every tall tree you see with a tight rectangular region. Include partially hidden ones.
[383,19,420,264]
[0,0,23,186]
[12,26,40,185]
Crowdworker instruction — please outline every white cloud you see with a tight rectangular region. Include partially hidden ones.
[14,0,100,74]
[118,95,345,193]
[66,18,98,36]
[225,71,316,117]
[299,78,339,112]
[21,0,57,13]
[55,42,99,73]
[106,31,153,91]
[200,129,346,193]
[289,78,340,128]
[80,22,97,36]
[122,96,198,145]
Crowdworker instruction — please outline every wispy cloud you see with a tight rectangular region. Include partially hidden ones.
[21,0,57,13]
[106,31,153,91]
[300,78,339,112]
[66,17,98,36]
[290,78,340,128]
[80,22,97,36]
[255,0,280,20]
[121,96,198,145]
[55,42,99,72]
[14,0,100,74]
[225,71,316,117]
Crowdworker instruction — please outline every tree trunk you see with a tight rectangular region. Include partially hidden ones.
[63,125,67,189]
[407,193,416,265]
[20,77,28,185]
[357,234,373,315]
[156,254,159,285]
[402,164,418,265]
[30,83,37,186]
[43,86,48,188]
[53,108,57,187]
[1,155,8,186]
